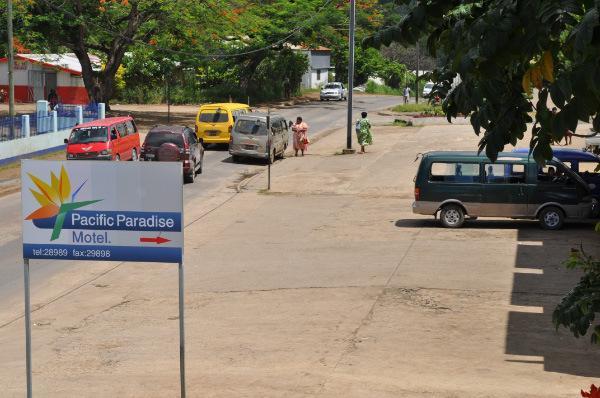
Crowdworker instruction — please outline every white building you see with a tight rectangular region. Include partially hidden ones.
[290,45,332,89]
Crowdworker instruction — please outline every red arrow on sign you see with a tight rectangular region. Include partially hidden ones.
[139,236,171,244]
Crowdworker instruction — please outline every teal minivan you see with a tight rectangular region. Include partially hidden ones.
[413,152,594,229]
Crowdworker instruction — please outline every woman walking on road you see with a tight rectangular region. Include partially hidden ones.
[356,112,373,154]
[291,117,309,156]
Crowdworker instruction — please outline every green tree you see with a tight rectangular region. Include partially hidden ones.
[366,0,600,162]
[553,238,600,345]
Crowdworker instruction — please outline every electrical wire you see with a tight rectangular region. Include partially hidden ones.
[37,0,335,60]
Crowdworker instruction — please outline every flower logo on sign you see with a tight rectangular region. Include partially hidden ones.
[24,165,101,241]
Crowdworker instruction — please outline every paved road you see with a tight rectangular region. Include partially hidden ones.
[0,95,401,316]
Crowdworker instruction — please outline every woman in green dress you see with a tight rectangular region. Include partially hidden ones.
[357,111,373,153]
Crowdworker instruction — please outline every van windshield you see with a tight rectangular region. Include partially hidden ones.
[145,132,184,148]
[235,120,267,135]
[69,127,108,143]
[199,111,229,123]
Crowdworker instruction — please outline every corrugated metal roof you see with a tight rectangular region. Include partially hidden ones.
[14,53,102,75]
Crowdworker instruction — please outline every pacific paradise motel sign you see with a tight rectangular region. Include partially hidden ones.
[22,161,182,262]
[21,160,186,398]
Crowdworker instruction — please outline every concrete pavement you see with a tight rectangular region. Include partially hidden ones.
[1,112,599,396]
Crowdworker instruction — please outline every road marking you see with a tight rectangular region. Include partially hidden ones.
[514,268,544,274]
[509,305,544,314]
[517,241,543,246]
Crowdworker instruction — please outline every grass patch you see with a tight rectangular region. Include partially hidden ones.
[392,119,412,127]
[391,103,445,117]
[365,81,403,96]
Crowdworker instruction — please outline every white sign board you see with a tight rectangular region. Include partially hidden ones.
[21,160,183,263]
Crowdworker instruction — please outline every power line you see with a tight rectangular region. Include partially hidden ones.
[37,0,335,60]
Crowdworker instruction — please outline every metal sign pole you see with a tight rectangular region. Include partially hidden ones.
[267,110,271,190]
[346,0,356,151]
[178,261,186,398]
[23,258,32,398]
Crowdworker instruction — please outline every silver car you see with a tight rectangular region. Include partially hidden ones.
[320,82,347,101]
[229,113,289,163]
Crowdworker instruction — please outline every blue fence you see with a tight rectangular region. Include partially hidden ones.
[0,102,100,142]
[0,117,23,141]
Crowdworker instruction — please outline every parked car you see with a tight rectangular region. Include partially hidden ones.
[320,82,347,101]
[413,151,593,229]
[422,82,434,98]
[586,136,600,155]
[141,125,204,183]
[513,147,600,216]
[65,116,140,161]
[229,113,288,164]
[195,103,250,148]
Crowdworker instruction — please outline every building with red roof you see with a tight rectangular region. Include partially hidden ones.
[0,53,101,104]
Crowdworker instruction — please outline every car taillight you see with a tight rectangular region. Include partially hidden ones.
[228,125,232,134]
[414,187,420,201]
[195,125,198,134]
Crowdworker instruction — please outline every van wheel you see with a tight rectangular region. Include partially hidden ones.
[539,206,564,230]
[440,204,465,228]
[131,148,138,161]
[115,154,120,161]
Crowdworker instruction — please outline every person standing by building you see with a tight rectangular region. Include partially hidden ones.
[291,117,309,156]
[403,86,411,104]
[47,89,59,110]
[356,111,373,154]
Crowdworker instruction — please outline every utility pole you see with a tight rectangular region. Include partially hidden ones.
[7,0,16,137]
[415,41,420,105]
[344,0,356,154]
[267,109,271,190]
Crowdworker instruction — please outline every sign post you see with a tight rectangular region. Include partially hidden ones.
[23,258,32,398]
[267,109,271,190]
[21,160,185,397]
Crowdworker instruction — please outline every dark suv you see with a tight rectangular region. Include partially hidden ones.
[140,125,204,183]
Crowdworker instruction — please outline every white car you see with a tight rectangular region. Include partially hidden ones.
[320,82,347,101]
[422,82,434,98]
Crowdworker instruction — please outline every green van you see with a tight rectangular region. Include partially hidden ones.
[413,152,594,229]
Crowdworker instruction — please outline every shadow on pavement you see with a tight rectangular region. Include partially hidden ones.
[394,216,600,377]
[507,226,600,377]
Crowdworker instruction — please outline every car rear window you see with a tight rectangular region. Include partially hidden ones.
[199,111,229,123]
[145,132,184,148]
[235,119,267,135]
[430,162,480,183]
[69,126,108,143]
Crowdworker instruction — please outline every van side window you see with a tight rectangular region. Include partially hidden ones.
[126,120,136,135]
[485,163,526,184]
[117,123,127,137]
[430,162,480,183]
[539,164,569,183]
